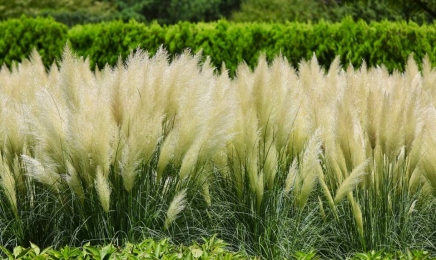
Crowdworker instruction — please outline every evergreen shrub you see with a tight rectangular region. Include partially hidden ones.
[1,16,436,73]
[0,16,67,68]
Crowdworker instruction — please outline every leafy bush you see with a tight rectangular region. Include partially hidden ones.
[67,20,167,68]
[352,249,434,260]
[1,240,433,260]
[0,16,67,68]
[2,17,436,75]
[0,236,252,259]
[67,18,436,74]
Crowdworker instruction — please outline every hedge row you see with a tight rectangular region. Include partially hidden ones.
[0,16,68,68]
[1,16,436,73]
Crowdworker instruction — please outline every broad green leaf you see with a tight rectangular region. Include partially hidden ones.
[30,242,40,255]
[0,245,14,260]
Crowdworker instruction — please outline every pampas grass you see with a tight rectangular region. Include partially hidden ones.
[334,159,370,203]
[95,166,111,214]
[0,156,17,215]
[164,189,187,230]
[1,47,436,258]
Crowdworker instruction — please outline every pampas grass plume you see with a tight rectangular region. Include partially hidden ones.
[164,189,187,230]
[298,130,323,209]
[264,142,278,190]
[285,158,299,194]
[95,166,111,214]
[22,155,61,192]
[0,156,17,214]
[348,193,364,237]
[334,159,370,203]
[179,144,200,180]
[66,160,85,203]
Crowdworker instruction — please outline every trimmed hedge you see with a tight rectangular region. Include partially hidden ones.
[0,16,68,68]
[1,16,436,73]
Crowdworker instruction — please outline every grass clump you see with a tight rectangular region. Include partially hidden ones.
[0,47,436,258]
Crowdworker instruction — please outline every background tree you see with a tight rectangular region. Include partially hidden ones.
[0,0,114,26]
[1,0,434,25]
[231,0,340,22]
[341,0,436,21]
[0,0,242,25]
[230,0,432,23]
[111,0,242,24]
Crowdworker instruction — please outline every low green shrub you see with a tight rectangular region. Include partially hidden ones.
[65,18,436,74]
[1,241,433,260]
[0,16,67,68]
[1,17,436,74]
[0,236,253,259]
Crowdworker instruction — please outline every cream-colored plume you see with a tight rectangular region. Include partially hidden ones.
[164,189,187,230]
[334,159,370,203]
[95,166,111,214]
[0,155,17,214]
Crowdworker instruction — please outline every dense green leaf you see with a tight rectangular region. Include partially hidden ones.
[2,16,436,74]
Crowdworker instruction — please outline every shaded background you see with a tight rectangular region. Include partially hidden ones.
[1,0,436,27]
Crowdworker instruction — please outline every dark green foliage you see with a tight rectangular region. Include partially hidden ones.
[230,0,434,24]
[0,0,242,26]
[0,0,115,27]
[66,18,436,74]
[0,16,67,69]
[341,0,436,20]
[38,9,114,27]
[2,0,435,27]
[2,16,436,74]
[111,0,240,24]
[67,20,167,69]
[230,0,341,23]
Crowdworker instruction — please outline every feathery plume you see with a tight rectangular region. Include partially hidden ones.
[179,144,200,180]
[298,130,323,209]
[22,155,61,192]
[408,200,417,215]
[157,130,178,181]
[95,166,111,214]
[66,160,85,203]
[335,159,370,203]
[0,156,17,214]
[164,189,187,230]
[264,142,278,190]
[285,158,299,194]
[348,193,364,237]
[318,196,326,221]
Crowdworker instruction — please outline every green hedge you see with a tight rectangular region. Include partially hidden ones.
[1,16,436,73]
[0,16,68,68]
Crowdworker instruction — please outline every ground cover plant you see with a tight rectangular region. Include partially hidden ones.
[0,235,254,259]
[0,242,433,259]
[1,47,436,259]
